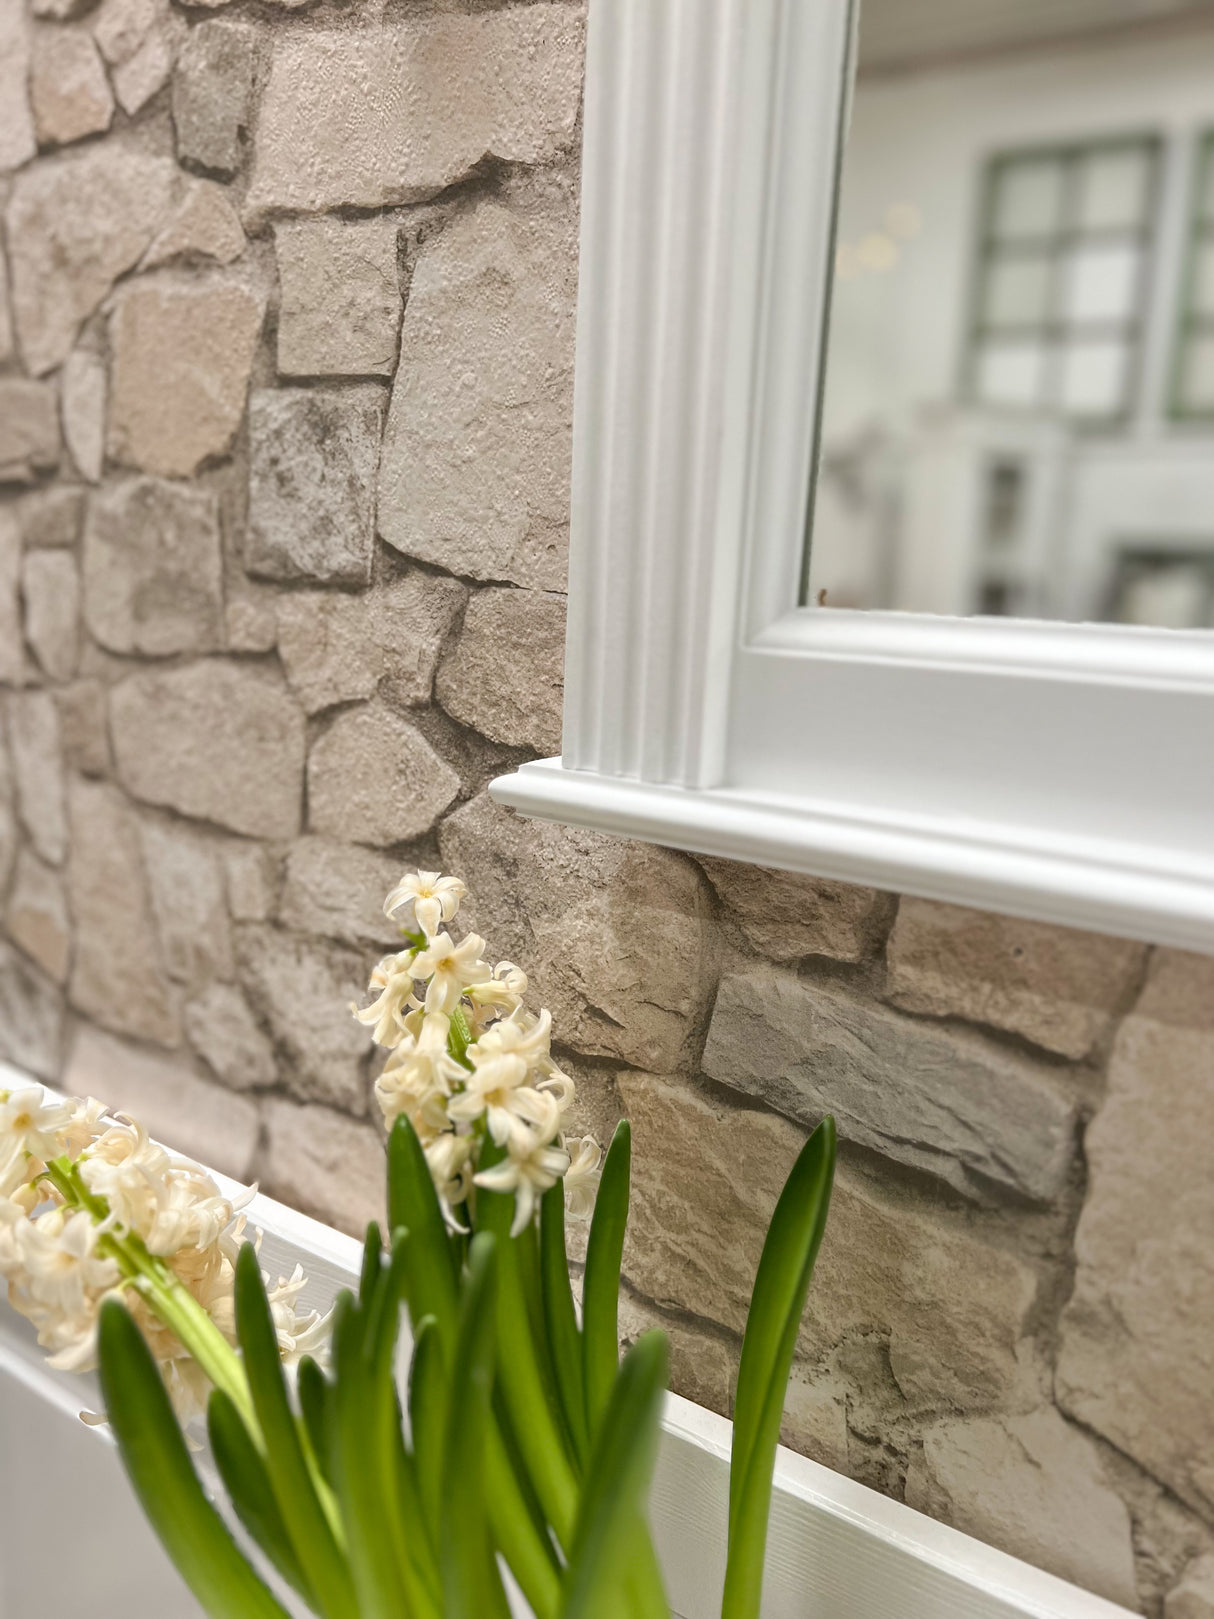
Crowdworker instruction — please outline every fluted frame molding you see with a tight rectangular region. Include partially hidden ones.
[492,0,1214,953]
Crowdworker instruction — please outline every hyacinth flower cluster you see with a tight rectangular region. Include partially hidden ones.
[1,866,840,1619]
[355,870,602,1237]
[0,1086,326,1430]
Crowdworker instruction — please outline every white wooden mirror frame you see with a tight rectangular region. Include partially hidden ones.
[490,0,1214,952]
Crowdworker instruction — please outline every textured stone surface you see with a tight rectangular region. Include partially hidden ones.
[276,572,465,715]
[30,25,114,146]
[223,841,278,923]
[18,486,83,549]
[0,728,16,894]
[83,477,223,656]
[246,387,385,586]
[237,925,372,1112]
[698,857,895,963]
[64,1024,257,1180]
[279,838,403,948]
[21,549,80,682]
[55,680,110,777]
[140,819,234,984]
[888,898,1146,1060]
[1057,950,1214,1515]
[437,586,565,752]
[142,178,245,269]
[260,1098,385,1237]
[111,661,305,839]
[619,1073,1038,1410]
[111,24,175,116]
[67,777,180,1045]
[0,379,60,483]
[0,0,36,172]
[8,690,67,865]
[308,702,459,848]
[247,7,584,216]
[5,847,70,982]
[172,19,254,178]
[108,275,264,477]
[0,938,63,1078]
[702,965,1076,1203]
[0,510,25,684]
[1167,1556,1214,1619]
[0,249,11,371]
[379,193,576,590]
[6,142,174,374]
[60,349,106,483]
[905,1410,1137,1608]
[184,980,277,1090]
[441,791,712,1071]
[275,216,401,378]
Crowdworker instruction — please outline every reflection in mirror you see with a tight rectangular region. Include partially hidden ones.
[805,0,1214,628]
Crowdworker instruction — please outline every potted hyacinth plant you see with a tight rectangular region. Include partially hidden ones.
[0,869,836,1619]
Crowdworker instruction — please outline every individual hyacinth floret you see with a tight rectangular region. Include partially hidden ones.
[355,869,602,1235]
[0,1086,327,1428]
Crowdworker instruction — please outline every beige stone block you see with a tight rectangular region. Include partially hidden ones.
[437,586,565,753]
[275,216,401,378]
[111,661,305,840]
[0,0,37,173]
[92,0,158,66]
[222,840,278,923]
[1167,1556,1214,1619]
[6,846,70,983]
[108,274,264,478]
[0,379,60,483]
[702,965,1076,1203]
[171,19,254,178]
[887,897,1146,1060]
[905,1410,1137,1609]
[17,486,83,549]
[0,726,16,893]
[54,680,109,777]
[1057,949,1214,1515]
[247,7,583,216]
[8,689,67,865]
[237,924,373,1114]
[83,477,223,656]
[260,1097,385,1238]
[6,141,175,375]
[618,1073,1038,1410]
[139,819,233,985]
[246,387,385,586]
[279,837,404,950]
[67,777,179,1046]
[111,24,174,115]
[0,937,63,1078]
[21,549,80,682]
[183,980,276,1090]
[64,1023,257,1180]
[0,510,24,686]
[0,238,13,366]
[307,701,459,847]
[141,179,245,270]
[225,594,277,654]
[378,191,576,590]
[30,25,114,147]
[697,856,893,963]
[276,572,465,716]
[440,791,713,1072]
[60,349,106,483]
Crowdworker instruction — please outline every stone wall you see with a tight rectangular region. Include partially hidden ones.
[1,2,1212,1613]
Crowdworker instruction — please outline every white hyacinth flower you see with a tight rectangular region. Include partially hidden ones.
[411,931,492,1015]
[383,870,466,939]
[474,1133,571,1238]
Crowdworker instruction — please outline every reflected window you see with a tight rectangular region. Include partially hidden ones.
[1172,129,1214,417]
[968,138,1160,422]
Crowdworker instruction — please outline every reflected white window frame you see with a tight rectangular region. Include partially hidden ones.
[489,0,1214,952]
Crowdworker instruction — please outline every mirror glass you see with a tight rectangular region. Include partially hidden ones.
[805,0,1214,628]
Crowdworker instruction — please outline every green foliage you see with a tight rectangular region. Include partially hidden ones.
[98,1109,838,1619]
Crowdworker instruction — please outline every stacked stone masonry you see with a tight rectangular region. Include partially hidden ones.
[0,2,1211,1611]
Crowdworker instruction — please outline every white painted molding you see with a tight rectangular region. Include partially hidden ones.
[495,0,1214,950]
[0,1064,1135,1617]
